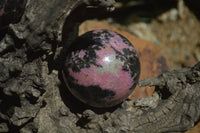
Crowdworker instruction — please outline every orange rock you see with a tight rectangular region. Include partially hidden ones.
[79,20,169,101]
[185,122,200,133]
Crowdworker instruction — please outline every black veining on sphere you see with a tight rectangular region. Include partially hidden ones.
[111,46,123,56]
[65,31,104,73]
[92,30,140,79]
[63,70,116,106]
[67,48,100,73]
[122,48,140,74]
[66,44,100,73]
[118,34,132,46]
[65,30,140,86]
[93,30,115,44]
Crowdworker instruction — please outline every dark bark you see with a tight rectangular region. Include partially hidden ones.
[0,0,199,133]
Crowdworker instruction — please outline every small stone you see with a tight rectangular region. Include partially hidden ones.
[79,20,170,101]
[63,29,140,108]
[59,106,70,116]
[169,8,179,21]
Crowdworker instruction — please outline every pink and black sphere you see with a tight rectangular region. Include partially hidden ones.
[63,29,140,108]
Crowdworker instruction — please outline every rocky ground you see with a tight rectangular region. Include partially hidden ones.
[0,0,200,132]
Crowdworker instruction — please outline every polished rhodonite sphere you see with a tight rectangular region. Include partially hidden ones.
[63,29,140,108]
